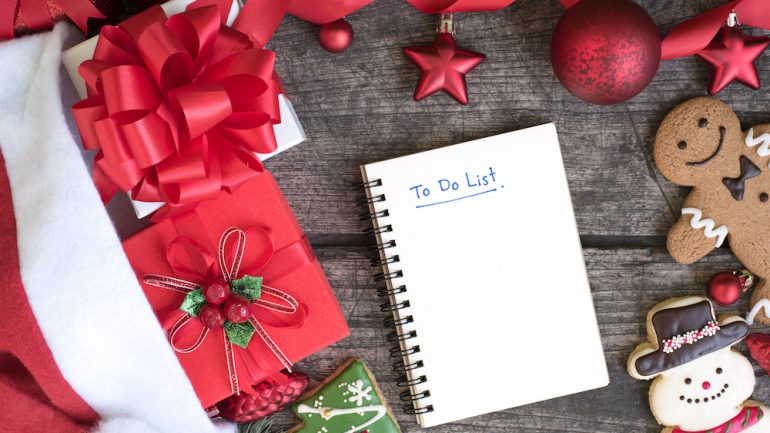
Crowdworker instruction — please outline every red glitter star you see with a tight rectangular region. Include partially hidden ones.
[403,33,485,104]
[697,25,770,94]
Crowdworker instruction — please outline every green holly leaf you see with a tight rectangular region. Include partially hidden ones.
[231,275,263,301]
[224,321,256,349]
[179,288,206,317]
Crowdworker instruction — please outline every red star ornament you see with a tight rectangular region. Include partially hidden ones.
[697,25,770,95]
[403,32,485,104]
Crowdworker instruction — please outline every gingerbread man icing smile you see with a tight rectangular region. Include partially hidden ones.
[654,97,770,324]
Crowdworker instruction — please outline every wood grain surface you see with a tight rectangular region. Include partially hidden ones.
[107,0,770,431]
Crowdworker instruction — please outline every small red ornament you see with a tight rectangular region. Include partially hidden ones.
[216,371,310,423]
[199,304,225,329]
[204,281,231,305]
[224,296,251,323]
[550,0,661,105]
[318,18,354,53]
[706,271,743,306]
[697,16,770,95]
[403,14,485,105]
[746,333,770,375]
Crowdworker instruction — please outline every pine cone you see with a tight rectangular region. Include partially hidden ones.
[217,371,310,423]
[747,333,770,374]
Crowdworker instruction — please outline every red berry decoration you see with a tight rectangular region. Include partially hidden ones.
[707,271,744,306]
[204,280,231,305]
[199,304,225,329]
[746,333,770,375]
[216,371,310,423]
[318,18,354,53]
[224,296,251,323]
[550,0,661,104]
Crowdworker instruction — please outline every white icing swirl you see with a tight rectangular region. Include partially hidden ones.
[745,128,770,160]
[682,208,728,248]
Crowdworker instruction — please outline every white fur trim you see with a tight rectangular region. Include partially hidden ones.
[0,24,229,433]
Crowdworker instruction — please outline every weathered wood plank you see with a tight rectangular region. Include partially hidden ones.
[262,0,770,240]
[277,246,770,433]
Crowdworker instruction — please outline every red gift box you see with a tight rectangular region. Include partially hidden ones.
[122,171,349,408]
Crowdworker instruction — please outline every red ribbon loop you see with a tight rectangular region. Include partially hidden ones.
[661,0,770,60]
[73,0,287,216]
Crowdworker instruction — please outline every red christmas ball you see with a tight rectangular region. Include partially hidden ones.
[707,272,743,306]
[550,0,661,105]
[224,296,251,323]
[318,18,354,53]
[199,305,225,329]
[204,281,230,305]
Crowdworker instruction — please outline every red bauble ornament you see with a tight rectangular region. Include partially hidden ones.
[204,280,230,305]
[224,296,251,323]
[403,32,485,105]
[550,0,661,105]
[199,304,225,329]
[706,271,743,306]
[697,25,770,95]
[216,371,310,423]
[318,18,354,53]
[746,333,770,375]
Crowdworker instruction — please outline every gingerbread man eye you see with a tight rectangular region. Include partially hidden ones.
[685,378,692,385]
[678,141,688,150]
[761,193,768,203]
[699,118,709,128]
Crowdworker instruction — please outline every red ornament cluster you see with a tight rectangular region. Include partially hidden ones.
[201,281,250,328]
[216,371,310,423]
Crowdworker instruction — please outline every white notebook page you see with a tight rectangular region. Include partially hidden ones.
[361,123,609,428]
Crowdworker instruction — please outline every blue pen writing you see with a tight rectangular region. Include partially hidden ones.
[410,167,500,208]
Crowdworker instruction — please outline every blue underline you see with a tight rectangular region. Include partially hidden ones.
[415,188,498,209]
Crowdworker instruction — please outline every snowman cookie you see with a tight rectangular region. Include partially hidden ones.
[654,97,770,324]
[289,359,401,433]
[628,297,768,433]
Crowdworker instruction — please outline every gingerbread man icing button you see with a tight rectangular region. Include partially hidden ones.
[654,97,770,324]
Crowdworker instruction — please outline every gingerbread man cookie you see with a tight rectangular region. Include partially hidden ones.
[655,97,770,324]
[628,297,769,433]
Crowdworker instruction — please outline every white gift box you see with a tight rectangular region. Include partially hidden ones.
[61,0,306,218]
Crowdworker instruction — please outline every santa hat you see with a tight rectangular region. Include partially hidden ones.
[0,24,234,433]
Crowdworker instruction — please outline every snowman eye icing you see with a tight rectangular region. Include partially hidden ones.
[716,367,722,374]
[685,378,692,384]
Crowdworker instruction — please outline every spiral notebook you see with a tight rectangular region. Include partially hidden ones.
[359,123,609,428]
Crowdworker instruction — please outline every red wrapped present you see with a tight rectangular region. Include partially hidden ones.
[122,171,349,408]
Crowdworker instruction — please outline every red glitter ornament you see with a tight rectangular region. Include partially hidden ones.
[216,371,310,423]
[318,18,354,53]
[697,17,770,95]
[403,14,485,105]
[706,271,743,306]
[550,0,661,105]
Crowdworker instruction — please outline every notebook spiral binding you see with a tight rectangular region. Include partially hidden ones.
[354,178,435,416]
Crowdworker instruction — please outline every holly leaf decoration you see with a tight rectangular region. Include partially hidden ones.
[231,275,263,301]
[179,288,206,317]
[224,321,256,349]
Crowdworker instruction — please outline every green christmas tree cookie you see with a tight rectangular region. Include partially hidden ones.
[289,359,401,433]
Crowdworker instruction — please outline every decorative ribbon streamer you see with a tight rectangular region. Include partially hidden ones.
[406,0,515,14]
[143,221,311,395]
[72,0,290,218]
[0,0,105,40]
[662,0,770,60]
[287,0,373,25]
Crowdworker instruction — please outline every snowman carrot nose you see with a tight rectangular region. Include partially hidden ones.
[702,381,711,390]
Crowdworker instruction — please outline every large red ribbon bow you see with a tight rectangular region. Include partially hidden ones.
[72,0,288,216]
[662,0,770,60]
[144,226,310,395]
[0,0,105,40]
[406,0,515,14]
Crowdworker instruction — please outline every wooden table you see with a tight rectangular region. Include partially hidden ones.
[112,1,770,431]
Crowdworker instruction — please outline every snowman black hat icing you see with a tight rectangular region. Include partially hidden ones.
[634,299,749,377]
